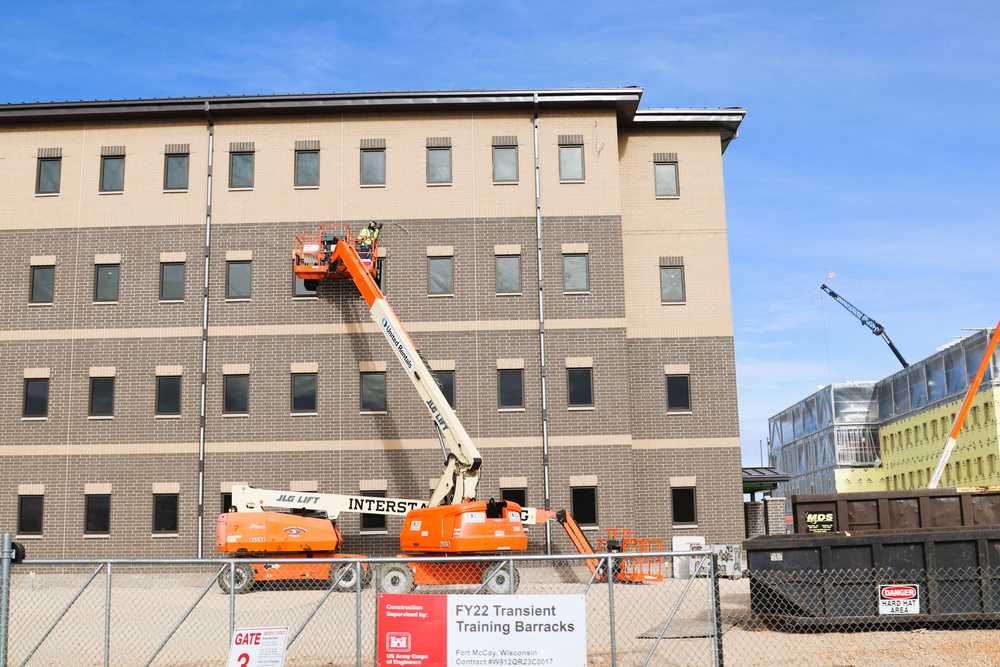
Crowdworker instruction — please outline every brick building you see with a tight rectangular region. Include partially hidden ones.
[0,88,746,558]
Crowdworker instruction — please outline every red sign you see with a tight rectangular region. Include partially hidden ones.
[378,594,448,667]
[881,585,918,600]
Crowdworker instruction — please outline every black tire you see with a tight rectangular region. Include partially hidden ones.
[218,562,256,594]
[377,564,416,594]
[481,564,520,594]
[332,563,362,592]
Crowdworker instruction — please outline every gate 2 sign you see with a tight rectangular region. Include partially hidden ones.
[226,626,289,667]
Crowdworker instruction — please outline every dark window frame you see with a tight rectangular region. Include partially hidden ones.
[30,265,55,304]
[23,377,50,418]
[570,486,598,526]
[426,146,452,184]
[85,494,111,534]
[159,262,185,301]
[497,369,524,409]
[100,156,125,192]
[229,152,254,189]
[360,148,386,186]
[666,374,691,413]
[223,374,250,414]
[562,254,590,293]
[226,261,252,299]
[427,256,454,295]
[360,371,387,412]
[94,264,120,302]
[500,488,527,509]
[155,376,182,416]
[558,144,585,182]
[567,367,594,408]
[671,487,697,525]
[434,369,455,408]
[18,495,44,535]
[295,149,320,187]
[291,373,318,413]
[492,146,518,183]
[36,157,61,194]
[89,377,115,417]
[360,489,388,532]
[164,153,190,191]
[495,255,521,294]
[153,493,179,533]
[655,161,680,197]
[660,265,686,304]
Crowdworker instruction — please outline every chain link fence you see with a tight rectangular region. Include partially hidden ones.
[2,538,1000,666]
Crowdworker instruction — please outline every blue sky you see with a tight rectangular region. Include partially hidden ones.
[3,2,998,465]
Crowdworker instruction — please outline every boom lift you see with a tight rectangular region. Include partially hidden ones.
[820,284,909,368]
[216,224,528,595]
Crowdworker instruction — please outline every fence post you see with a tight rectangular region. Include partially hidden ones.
[710,553,724,667]
[0,533,11,667]
[105,562,113,667]
[607,554,617,666]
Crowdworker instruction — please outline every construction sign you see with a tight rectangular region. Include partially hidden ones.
[226,626,289,667]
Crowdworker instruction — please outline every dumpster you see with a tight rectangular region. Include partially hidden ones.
[744,526,1000,629]
[791,487,1000,534]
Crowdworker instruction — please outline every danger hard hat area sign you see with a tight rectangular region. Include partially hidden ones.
[878,585,920,615]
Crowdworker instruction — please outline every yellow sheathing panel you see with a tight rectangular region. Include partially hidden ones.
[875,386,1000,491]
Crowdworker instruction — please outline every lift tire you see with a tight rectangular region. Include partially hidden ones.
[481,564,520,594]
[218,562,256,594]
[332,563,362,592]
[377,564,416,594]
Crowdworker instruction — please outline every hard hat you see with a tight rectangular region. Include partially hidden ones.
[368,221,378,229]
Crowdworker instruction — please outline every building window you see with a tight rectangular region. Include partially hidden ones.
[293,259,317,297]
[164,153,189,190]
[360,490,387,532]
[100,156,125,192]
[24,378,49,418]
[498,369,524,409]
[558,142,585,181]
[360,372,386,412]
[495,255,521,294]
[94,264,120,302]
[492,146,518,183]
[37,157,61,194]
[435,370,455,408]
[361,148,386,185]
[156,376,182,415]
[18,495,43,535]
[570,487,598,526]
[230,152,254,188]
[224,375,249,414]
[295,149,320,187]
[563,254,589,293]
[153,494,179,533]
[226,261,251,299]
[89,377,115,416]
[567,368,593,408]
[654,159,679,197]
[500,488,526,508]
[30,266,55,304]
[291,373,317,412]
[427,146,452,184]
[85,494,111,534]
[666,374,691,412]
[160,262,185,301]
[671,487,697,525]
[428,256,454,295]
[660,265,685,303]
[221,492,233,513]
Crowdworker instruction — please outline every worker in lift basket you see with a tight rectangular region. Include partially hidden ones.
[357,221,381,265]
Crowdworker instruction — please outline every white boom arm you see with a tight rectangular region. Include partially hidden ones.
[230,485,428,520]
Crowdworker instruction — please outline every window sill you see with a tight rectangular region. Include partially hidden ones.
[22,417,48,421]
[496,292,522,297]
[568,406,595,411]
[93,301,119,305]
[291,412,318,417]
[294,185,320,190]
[292,295,318,301]
[360,184,386,188]
[360,410,388,415]
[35,192,60,198]
[28,302,54,307]
[152,533,179,538]
[99,191,124,196]
[661,301,686,306]
[563,291,590,296]
[155,414,182,420]
[427,293,454,298]
[223,413,249,418]
[579,525,599,532]
[225,298,251,303]
[498,407,525,413]
[655,195,681,200]
[159,299,185,305]
[672,524,699,530]
[667,411,692,416]
[559,180,586,184]
[84,534,111,539]
[427,182,452,187]
[163,189,189,194]
[88,415,114,420]
[493,181,519,186]
[360,530,389,536]
[228,187,253,192]
[15,534,43,540]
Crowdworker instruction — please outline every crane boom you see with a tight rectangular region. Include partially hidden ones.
[820,284,909,368]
